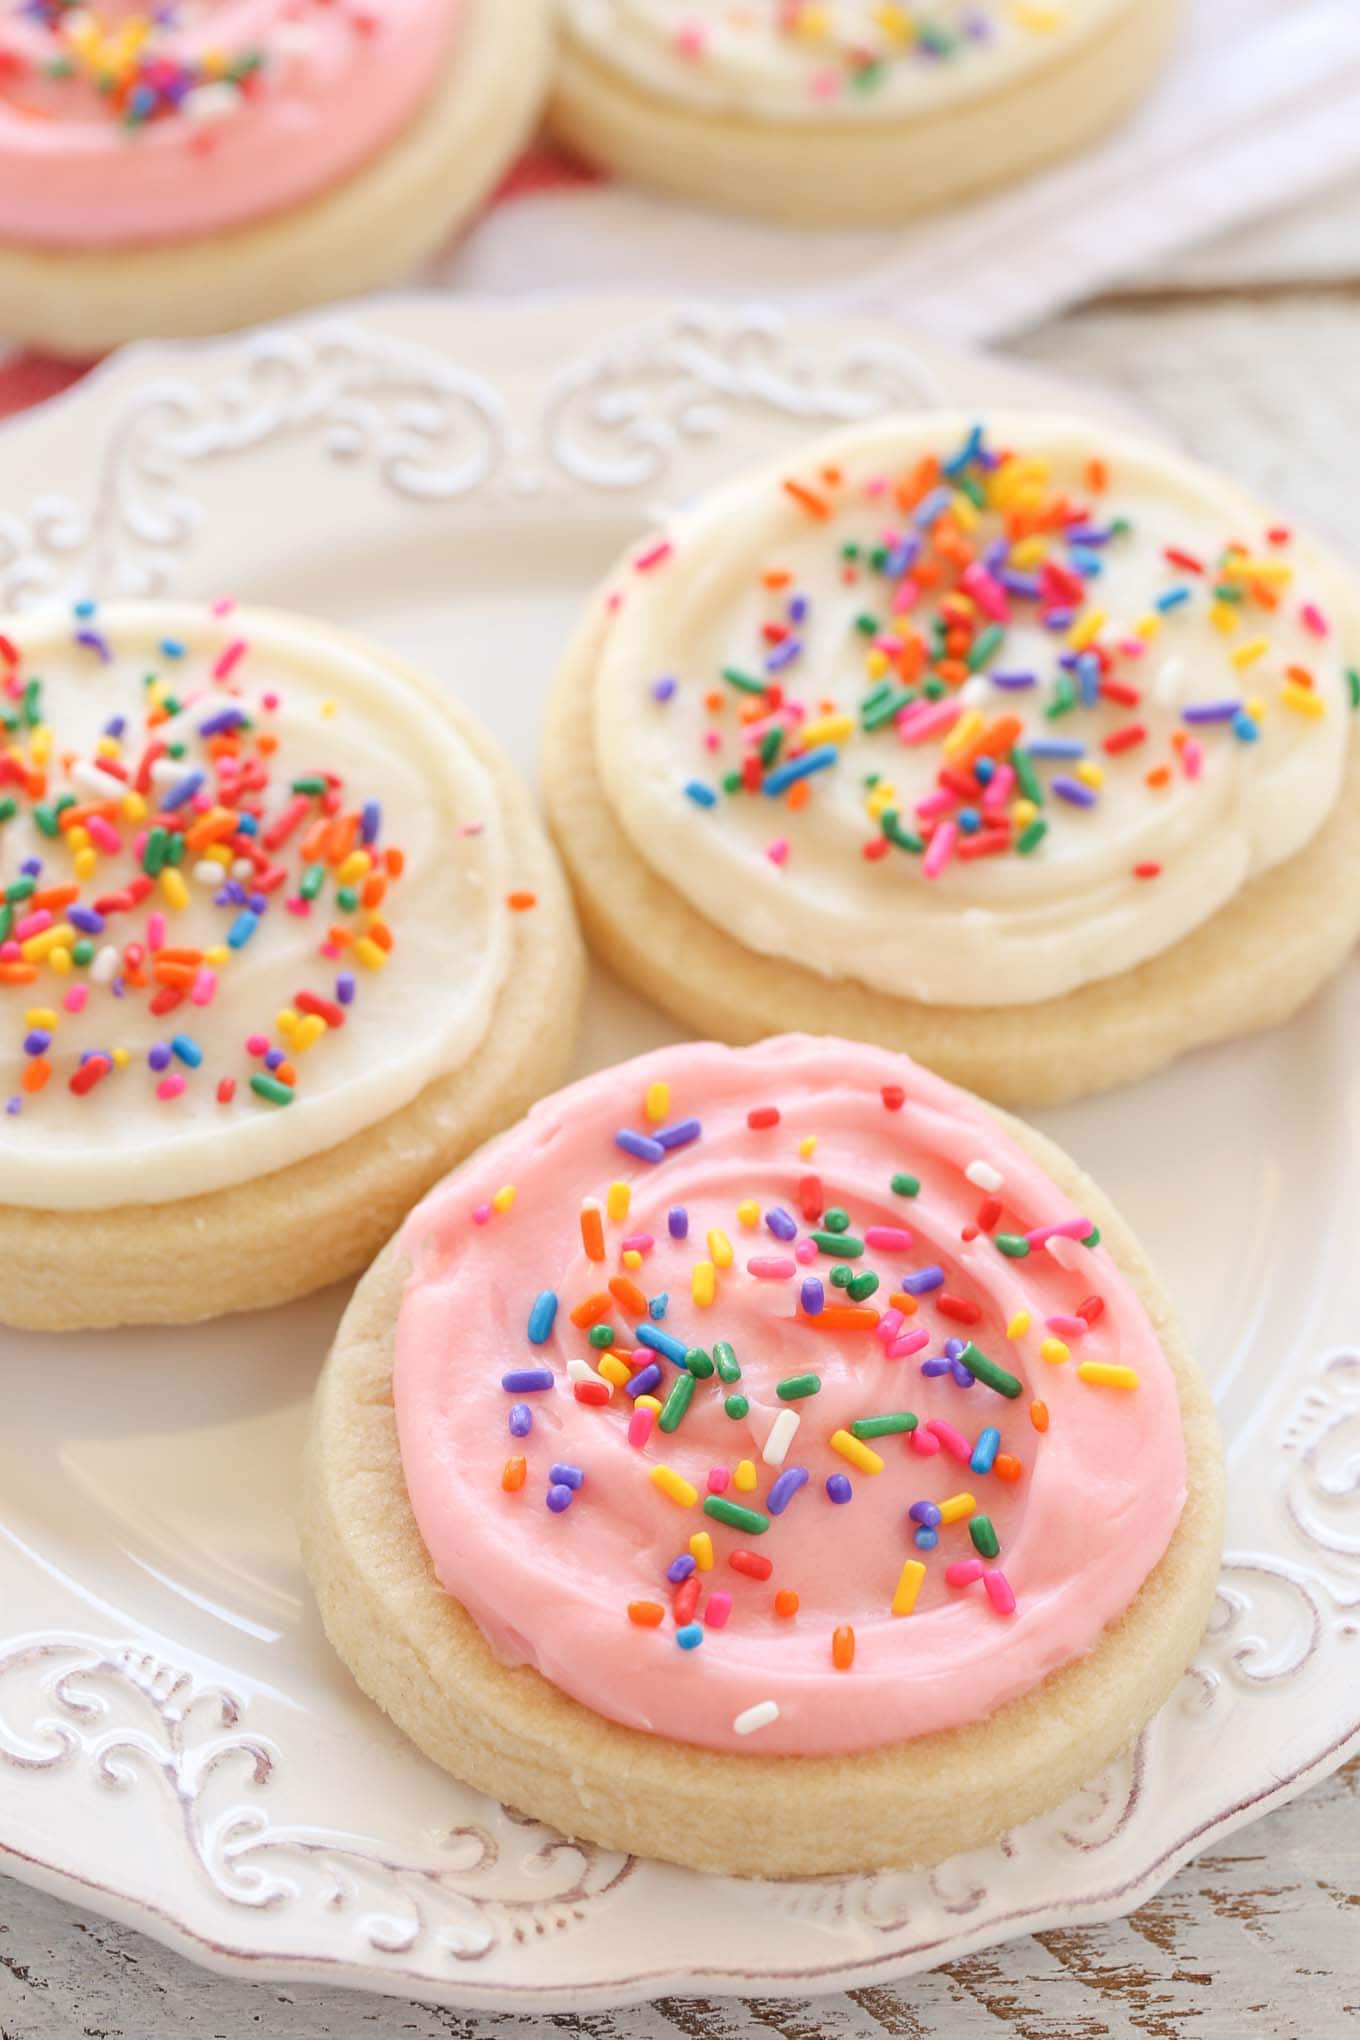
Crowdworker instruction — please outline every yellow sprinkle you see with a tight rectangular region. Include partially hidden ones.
[645,1080,670,1123]
[799,1135,817,1159]
[1074,760,1104,791]
[622,1248,642,1270]
[650,1465,697,1508]
[689,1531,714,1572]
[634,1394,662,1414]
[291,1014,327,1055]
[597,1354,631,1389]
[336,850,372,885]
[204,945,229,966]
[73,848,97,881]
[1041,1337,1070,1365]
[1209,602,1239,636]
[1282,682,1326,719]
[606,1180,631,1222]
[67,825,90,853]
[354,937,387,971]
[829,1429,885,1475]
[20,924,76,962]
[941,707,983,761]
[938,1492,977,1526]
[737,1198,760,1229]
[95,734,121,759]
[1231,637,1270,670]
[1010,798,1038,831]
[1010,1,1065,30]
[734,1459,757,1493]
[205,844,233,867]
[1007,1311,1031,1339]
[949,492,979,533]
[48,947,71,975]
[159,867,189,911]
[692,1259,716,1308]
[799,713,855,749]
[1078,1362,1140,1390]
[1067,607,1106,652]
[1245,696,1266,722]
[707,1229,734,1269]
[1135,612,1162,641]
[25,1009,58,1029]
[1010,534,1048,569]
[1222,555,1293,583]
[864,648,889,681]
[866,784,895,819]
[892,1559,927,1617]
[122,791,147,823]
[491,1184,516,1214]
[28,727,51,765]
[110,1045,130,1068]
[320,699,336,717]
[276,1008,298,1044]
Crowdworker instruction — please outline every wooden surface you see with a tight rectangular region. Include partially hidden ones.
[3,287,1359,2035]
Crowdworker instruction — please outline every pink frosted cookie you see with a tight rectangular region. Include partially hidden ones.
[0,0,554,352]
[302,1034,1222,1875]
[551,0,1183,224]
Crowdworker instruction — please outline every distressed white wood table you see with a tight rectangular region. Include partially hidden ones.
[2,286,1358,2037]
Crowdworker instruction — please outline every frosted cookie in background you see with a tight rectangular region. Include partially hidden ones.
[0,602,583,1329]
[544,413,1360,1107]
[0,0,555,354]
[550,0,1182,224]
[302,1035,1223,1876]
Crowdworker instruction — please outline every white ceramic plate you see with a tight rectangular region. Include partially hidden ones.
[0,295,1357,2015]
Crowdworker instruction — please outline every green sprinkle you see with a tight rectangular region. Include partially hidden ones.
[713,1340,741,1383]
[969,1514,1000,1559]
[882,811,926,854]
[0,904,10,942]
[1016,818,1048,855]
[776,1374,821,1401]
[994,1234,1031,1258]
[0,797,18,824]
[587,1325,615,1349]
[830,1266,853,1289]
[1212,582,1244,605]
[299,862,326,901]
[1045,674,1077,719]
[703,1496,769,1535]
[922,677,947,700]
[967,624,1005,672]
[5,877,35,905]
[721,770,743,795]
[291,776,328,795]
[1010,747,1044,806]
[21,677,42,727]
[336,886,359,912]
[685,1346,715,1379]
[957,471,986,511]
[891,1172,920,1198]
[658,1372,695,1434]
[823,1208,851,1233]
[1348,668,1360,710]
[854,612,881,636]
[71,939,94,967]
[959,1343,1022,1400]
[722,665,767,696]
[851,1413,918,1439]
[811,1230,863,1257]
[758,726,783,768]
[1083,1226,1101,1248]
[250,1074,294,1107]
[846,1271,880,1302]
[142,825,169,875]
[724,1393,750,1420]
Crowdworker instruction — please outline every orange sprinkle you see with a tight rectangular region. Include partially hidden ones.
[628,1601,665,1628]
[30,884,79,911]
[570,1291,612,1328]
[832,1624,855,1671]
[888,1292,920,1317]
[801,1305,880,1331]
[0,963,39,984]
[501,1456,526,1493]
[993,1454,1023,1482]
[785,779,811,812]
[761,568,792,589]
[385,847,404,878]
[782,478,832,521]
[609,1275,649,1317]
[1086,457,1109,493]
[507,890,537,912]
[580,1199,606,1263]
[274,1061,297,1087]
[1146,765,1172,789]
[256,732,279,756]
[21,1056,51,1094]
[367,920,393,953]
[774,1589,800,1619]
[361,876,387,909]
[1030,1401,1050,1433]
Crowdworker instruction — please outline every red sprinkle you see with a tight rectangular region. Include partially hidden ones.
[573,1380,610,1407]
[881,1085,905,1112]
[746,1106,781,1130]
[729,1549,773,1581]
[937,1293,982,1325]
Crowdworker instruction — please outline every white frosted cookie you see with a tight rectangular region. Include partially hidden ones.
[550,0,1181,224]
[0,0,554,355]
[302,1034,1223,1878]
[0,602,583,1329]
[544,413,1360,1107]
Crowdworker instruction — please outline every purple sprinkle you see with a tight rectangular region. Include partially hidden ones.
[546,1484,573,1514]
[22,1030,51,1055]
[667,1554,697,1584]
[624,1363,663,1400]
[950,1359,977,1389]
[264,1049,286,1072]
[668,1206,689,1240]
[825,1473,853,1504]
[336,972,356,1005]
[502,1368,554,1393]
[75,628,112,663]
[788,595,809,624]
[765,1207,797,1242]
[68,906,104,934]
[549,1463,585,1491]
[360,800,381,845]
[615,1128,666,1163]
[5,1097,20,1116]
[1182,700,1243,725]
[903,1265,944,1295]
[909,1501,943,1527]
[991,670,1037,689]
[764,637,802,673]
[1051,775,1098,808]
[914,1527,939,1551]
[161,770,205,811]
[651,675,678,703]
[800,1276,824,1316]
[767,1467,809,1516]
[944,1338,965,1360]
[921,1358,953,1379]
[147,1043,172,1072]
[198,708,247,737]
[654,1118,701,1151]
[20,858,41,878]
[509,1403,532,1437]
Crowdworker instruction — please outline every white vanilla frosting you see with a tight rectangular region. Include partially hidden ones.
[562,0,1126,123]
[0,604,511,1209]
[591,414,1355,1008]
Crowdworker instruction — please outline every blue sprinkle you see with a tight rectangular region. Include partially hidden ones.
[527,1290,558,1344]
[508,1404,533,1438]
[1026,738,1086,760]
[767,1466,809,1516]
[1077,652,1102,707]
[648,1292,669,1321]
[675,1623,704,1650]
[634,1323,688,1366]
[667,1554,697,1584]
[1233,711,1260,743]
[615,1128,666,1163]
[502,1368,554,1393]
[971,1427,1001,1476]
[684,779,718,808]
[227,910,260,950]
[762,744,839,797]
[914,1527,939,1552]
[160,637,186,659]
[236,813,258,837]
[957,806,982,834]
[161,770,205,811]
[170,1034,202,1068]
[825,1473,853,1504]
[1155,586,1191,613]
[974,756,995,785]
[549,1463,585,1491]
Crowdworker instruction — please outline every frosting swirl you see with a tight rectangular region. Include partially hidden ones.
[393,1036,1187,1757]
[0,603,512,1209]
[0,0,460,248]
[590,415,1356,1008]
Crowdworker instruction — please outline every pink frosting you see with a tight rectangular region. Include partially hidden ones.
[393,1037,1187,1757]
[0,0,460,250]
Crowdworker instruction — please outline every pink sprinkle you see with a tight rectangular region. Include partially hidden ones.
[981,764,1015,811]
[1301,602,1329,638]
[0,940,19,961]
[63,984,88,1014]
[747,1255,796,1280]
[876,1308,905,1345]
[915,787,958,821]
[909,1425,942,1456]
[890,1328,931,1360]
[621,1232,654,1255]
[261,691,280,711]
[865,1226,913,1252]
[1181,737,1204,779]
[705,1591,733,1629]
[190,969,217,1007]
[960,563,1010,622]
[155,1073,186,1102]
[899,699,961,745]
[927,1420,973,1463]
[628,1407,656,1450]
[605,590,623,615]
[472,1202,492,1226]
[15,909,51,940]
[1026,1217,1091,1246]
[984,1568,1017,1617]
[702,730,721,753]
[923,820,958,880]
[285,897,311,916]
[146,911,166,951]
[810,64,840,98]
[634,539,673,573]
[213,639,247,680]
[87,815,121,853]
[892,580,920,615]
[766,838,789,867]
[794,1237,818,1265]
[245,1033,269,1056]
[1046,1313,1088,1337]
[674,20,707,59]
[946,1559,985,1589]
[707,1466,730,1494]
[210,596,236,617]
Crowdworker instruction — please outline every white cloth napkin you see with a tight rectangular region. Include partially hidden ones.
[438,0,1360,343]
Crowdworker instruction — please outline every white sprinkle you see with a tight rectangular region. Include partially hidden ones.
[70,759,124,797]
[566,1358,599,1384]
[230,857,255,881]
[181,81,242,124]
[149,758,183,787]
[1152,656,1186,709]
[761,1407,800,1467]
[959,674,990,708]
[733,1700,780,1737]
[1046,1235,1086,1271]
[192,860,222,887]
[964,1159,1004,1194]
[91,945,118,985]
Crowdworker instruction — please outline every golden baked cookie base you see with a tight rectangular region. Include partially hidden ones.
[301,1092,1223,1878]
[549,0,1179,226]
[543,603,1360,1109]
[0,0,554,356]
[0,613,585,1330]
